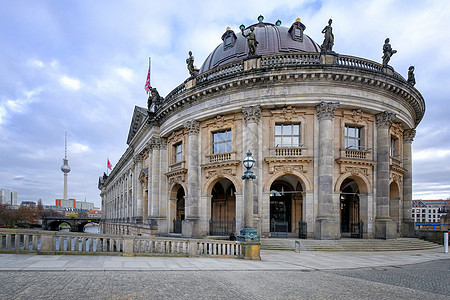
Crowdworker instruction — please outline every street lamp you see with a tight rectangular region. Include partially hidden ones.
[237,150,260,260]
[242,150,256,179]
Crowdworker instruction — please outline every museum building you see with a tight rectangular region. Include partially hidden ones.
[98,17,425,240]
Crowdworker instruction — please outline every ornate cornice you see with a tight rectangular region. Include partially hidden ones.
[184,120,200,134]
[375,111,396,128]
[242,105,261,124]
[403,128,416,143]
[316,102,339,121]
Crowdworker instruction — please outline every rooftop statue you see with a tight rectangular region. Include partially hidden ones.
[320,19,334,53]
[407,66,416,86]
[147,87,163,112]
[186,51,199,77]
[382,38,397,66]
[241,26,258,56]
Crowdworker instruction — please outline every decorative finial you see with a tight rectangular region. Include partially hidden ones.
[296,18,301,22]
[258,15,264,22]
[275,19,282,26]
[239,24,245,32]
[226,26,231,31]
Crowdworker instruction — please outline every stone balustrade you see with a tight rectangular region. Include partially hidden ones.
[206,151,235,163]
[271,147,303,157]
[343,148,370,159]
[0,229,243,258]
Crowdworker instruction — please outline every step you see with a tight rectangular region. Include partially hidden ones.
[260,238,441,252]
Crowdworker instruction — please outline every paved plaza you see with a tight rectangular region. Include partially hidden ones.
[0,248,448,299]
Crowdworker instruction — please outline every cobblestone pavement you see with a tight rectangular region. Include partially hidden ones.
[0,259,448,299]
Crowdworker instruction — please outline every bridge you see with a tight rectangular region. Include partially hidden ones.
[42,216,101,232]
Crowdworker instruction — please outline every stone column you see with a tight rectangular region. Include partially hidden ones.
[242,106,261,221]
[183,120,200,237]
[315,101,339,240]
[402,128,416,237]
[375,111,396,239]
[133,156,143,221]
[158,138,169,234]
[150,137,161,228]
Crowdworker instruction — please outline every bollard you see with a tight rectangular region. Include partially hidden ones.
[444,232,448,254]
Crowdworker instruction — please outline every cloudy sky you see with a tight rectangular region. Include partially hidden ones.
[1,0,449,208]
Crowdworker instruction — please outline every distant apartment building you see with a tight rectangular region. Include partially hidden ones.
[0,189,18,205]
[55,198,98,211]
[412,200,450,223]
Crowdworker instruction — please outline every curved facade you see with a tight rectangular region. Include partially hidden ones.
[99,19,425,240]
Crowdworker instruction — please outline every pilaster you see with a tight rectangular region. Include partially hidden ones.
[315,101,339,239]
[184,120,200,237]
[402,128,416,237]
[375,111,396,239]
[243,105,261,218]
[150,137,161,220]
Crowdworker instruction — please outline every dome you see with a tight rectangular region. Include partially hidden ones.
[199,19,320,73]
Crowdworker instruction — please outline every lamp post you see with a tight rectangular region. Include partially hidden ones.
[237,150,260,260]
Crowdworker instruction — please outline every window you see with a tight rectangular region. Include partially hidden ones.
[212,129,231,154]
[390,137,398,157]
[345,125,362,150]
[275,124,301,147]
[174,142,182,163]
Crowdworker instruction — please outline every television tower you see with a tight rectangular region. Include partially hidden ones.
[60,132,71,200]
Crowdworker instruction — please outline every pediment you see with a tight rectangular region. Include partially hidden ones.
[126,106,148,145]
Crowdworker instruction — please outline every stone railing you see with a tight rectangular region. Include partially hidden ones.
[261,53,320,68]
[168,161,185,172]
[206,151,236,163]
[0,229,242,258]
[342,148,371,159]
[270,147,304,157]
[337,55,383,72]
[196,61,244,85]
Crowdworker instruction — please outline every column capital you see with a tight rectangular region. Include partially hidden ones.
[375,111,396,128]
[242,105,261,124]
[160,138,167,150]
[184,120,200,134]
[403,128,416,143]
[148,136,162,150]
[315,101,339,121]
[133,155,143,164]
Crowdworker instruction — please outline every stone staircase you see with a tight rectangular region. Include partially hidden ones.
[261,238,441,252]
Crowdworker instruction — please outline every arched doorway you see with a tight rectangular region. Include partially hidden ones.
[389,181,401,234]
[210,179,236,236]
[269,175,303,236]
[340,178,360,237]
[170,184,185,233]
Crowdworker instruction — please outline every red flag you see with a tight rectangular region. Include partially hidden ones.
[107,159,112,170]
[144,57,151,94]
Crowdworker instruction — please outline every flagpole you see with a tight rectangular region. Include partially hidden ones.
[149,57,151,87]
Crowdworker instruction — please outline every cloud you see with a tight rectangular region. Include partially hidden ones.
[413,149,450,161]
[0,88,41,124]
[71,142,90,154]
[59,75,81,91]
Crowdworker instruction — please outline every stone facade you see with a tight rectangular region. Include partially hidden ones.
[99,20,425,240]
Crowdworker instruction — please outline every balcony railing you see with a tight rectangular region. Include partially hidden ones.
[342,148,371,160]
[206,151,235,163]
[269,147,304,157]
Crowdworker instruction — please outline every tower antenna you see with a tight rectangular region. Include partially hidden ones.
[65,131,68,159]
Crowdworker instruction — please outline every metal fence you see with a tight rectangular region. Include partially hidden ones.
[173,219,182,234]
[209,219,236,236]
[271,220,288,238]
[351,221,364,238]
[298,221,307,239]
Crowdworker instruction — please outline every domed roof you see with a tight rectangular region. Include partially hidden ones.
[199,19,320,74]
